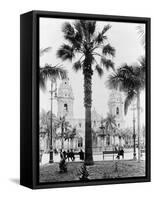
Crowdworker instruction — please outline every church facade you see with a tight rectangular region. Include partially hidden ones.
[53,78,127,152]
[39,77,134,155]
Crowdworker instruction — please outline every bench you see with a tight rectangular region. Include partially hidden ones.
[103,150,124,160]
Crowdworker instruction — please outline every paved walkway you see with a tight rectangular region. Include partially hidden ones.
[41,148,145,165]
[40,160,145,183]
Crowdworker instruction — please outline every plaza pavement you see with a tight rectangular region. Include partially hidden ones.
[41,148,145,165]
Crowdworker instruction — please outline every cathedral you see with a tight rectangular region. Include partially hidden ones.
[53,78,126,152]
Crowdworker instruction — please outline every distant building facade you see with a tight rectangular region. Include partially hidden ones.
[108,90,125,129]
[40,78,134,154]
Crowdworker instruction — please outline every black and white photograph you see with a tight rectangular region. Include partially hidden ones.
[0,0,153,197]
[39,16,147,183]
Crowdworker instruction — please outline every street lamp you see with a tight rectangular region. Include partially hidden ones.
[49,80,57,164]
[60,116,64,150]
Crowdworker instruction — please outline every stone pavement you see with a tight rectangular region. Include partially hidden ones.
[40,160,145,183]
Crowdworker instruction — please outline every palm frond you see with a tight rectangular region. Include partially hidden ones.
[94,24,111,45]
[39,69,47,91]
[124,90,136,115]
[95,64,103,77]
[101,57,115,71]
[73,21,83,41]
[40,47,52,57]
[79,20,89,40]
[77,20,96,42]
[102,24,112,35]
[138,56,145,72]
[107,72,123,90]
[62,22,82,50]
[62,22,75,36]
[86,21,96,35]
[94,33,107,45]
[72,60,82,72]
[102,44,115,57]
[57,44,75,61]
[39,64,67,91]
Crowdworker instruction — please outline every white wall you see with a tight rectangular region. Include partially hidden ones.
[0,0,153,199]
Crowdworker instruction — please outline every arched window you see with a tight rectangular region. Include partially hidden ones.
[106,135,110,146]
[64,103,68,111]
[118,123,120,128]
[116,107,119,115]
[78,137,83,147]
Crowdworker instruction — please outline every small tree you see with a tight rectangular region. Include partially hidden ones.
[79,163,89,181]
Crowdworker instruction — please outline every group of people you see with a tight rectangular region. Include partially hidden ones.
[60,149,84,162]
[115,146,124,159]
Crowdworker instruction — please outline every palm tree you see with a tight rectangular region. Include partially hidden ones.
[40,46,67,90]
[40,64,67,91]
[107,63,145,161]
[40,47,67,163]
[64,127,77,150]
[103,113,117,146]
[57,20,115,165]
[56,116,71,150]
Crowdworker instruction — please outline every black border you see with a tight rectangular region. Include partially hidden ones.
[20,10,151,189]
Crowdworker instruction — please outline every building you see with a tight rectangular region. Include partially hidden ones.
[40,78,130,154]
[57,78,74,119]
[55,79,126,151]
[108,90,125,129]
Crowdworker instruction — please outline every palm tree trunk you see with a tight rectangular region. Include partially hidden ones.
[137,90,141,162]
[49,82,53,163]
[84,71,94,165]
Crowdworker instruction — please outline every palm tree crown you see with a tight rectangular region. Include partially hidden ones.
[40,64,67,91]
[103,113,117,134]
[107,58,145,163]
[57,20,115,77]
[107,62,145,114]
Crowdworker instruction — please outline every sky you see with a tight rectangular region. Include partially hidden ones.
[39,17,145,128]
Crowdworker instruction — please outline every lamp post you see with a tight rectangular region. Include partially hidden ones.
[60,115,66,150]
[49,80,57,164]
[131,104,136,160]
[99,122,106,150]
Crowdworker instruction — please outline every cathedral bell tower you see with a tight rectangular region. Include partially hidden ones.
[57,78,74,119]
[108,90,125,129]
